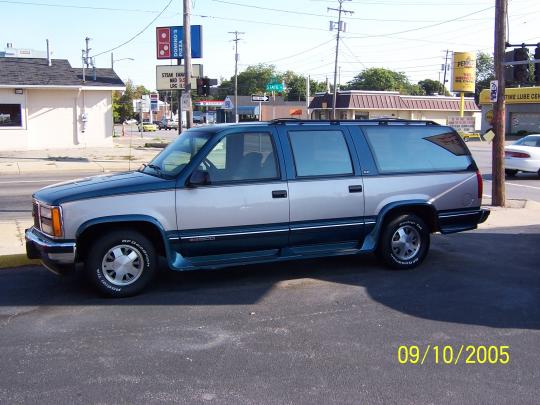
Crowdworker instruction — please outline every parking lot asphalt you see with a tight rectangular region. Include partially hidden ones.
[0,224,539,404]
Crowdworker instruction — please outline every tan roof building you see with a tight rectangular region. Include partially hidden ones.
[309,90,480,127]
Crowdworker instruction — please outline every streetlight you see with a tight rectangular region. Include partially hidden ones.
[111,53,134,69]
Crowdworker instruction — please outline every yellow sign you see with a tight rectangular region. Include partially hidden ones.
[479,86,540,105]
[486,110,494,124]
[452,52,476,93]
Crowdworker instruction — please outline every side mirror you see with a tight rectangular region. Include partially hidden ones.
[187,169,210,187]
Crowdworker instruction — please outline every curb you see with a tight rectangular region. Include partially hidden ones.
[0,254,40,269]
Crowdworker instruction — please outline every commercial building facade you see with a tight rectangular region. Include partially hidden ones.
[479,86,540,135]
[0,57,124,150]
[309,90,480,128]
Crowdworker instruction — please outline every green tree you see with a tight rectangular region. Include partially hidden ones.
[418,79,449,95]
[344,68,412,93]
[475,51,495,103]
[112,79,135,123]
[237,64,278,95]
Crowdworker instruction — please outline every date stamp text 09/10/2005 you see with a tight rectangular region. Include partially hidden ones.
[397,345,510,365]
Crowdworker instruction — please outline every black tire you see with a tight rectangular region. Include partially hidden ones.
[85,230,157,298]
[377,214,430,270]
[505,169,518,177]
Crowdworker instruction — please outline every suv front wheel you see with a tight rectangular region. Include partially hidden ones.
[85,230,158,298]
[377,214,430,269]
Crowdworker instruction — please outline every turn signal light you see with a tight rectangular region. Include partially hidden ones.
[51,207,63,237]
[476,170,483,199]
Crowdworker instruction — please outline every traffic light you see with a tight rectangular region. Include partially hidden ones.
[202,78,210,96]
[534,45,540,84]
[196,78,204,96]
[513,46,529,83]
[196,78,211,96]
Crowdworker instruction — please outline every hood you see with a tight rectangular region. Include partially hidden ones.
[33,171,176,206]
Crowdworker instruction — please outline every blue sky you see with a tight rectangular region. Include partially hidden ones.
[1,0,538,90]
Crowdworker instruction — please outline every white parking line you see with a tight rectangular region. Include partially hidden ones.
[0,179,64,184]
[484,179,540,191]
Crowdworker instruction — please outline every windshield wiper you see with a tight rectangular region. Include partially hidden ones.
[140,163,164,177]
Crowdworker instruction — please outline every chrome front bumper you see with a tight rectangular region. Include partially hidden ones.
[25,227,76,274]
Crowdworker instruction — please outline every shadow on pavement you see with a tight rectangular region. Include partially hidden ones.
[0,225,538,330]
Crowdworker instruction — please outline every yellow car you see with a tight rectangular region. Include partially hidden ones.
[139,121,158,132]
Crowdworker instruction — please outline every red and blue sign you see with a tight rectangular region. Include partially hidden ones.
[156,26,203,60]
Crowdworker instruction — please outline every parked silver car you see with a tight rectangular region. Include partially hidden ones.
[26,119,489,297]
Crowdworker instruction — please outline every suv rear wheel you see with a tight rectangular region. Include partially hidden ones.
[85,230,157,298]
[377,214,430,269]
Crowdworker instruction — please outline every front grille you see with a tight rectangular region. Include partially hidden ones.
[32,200,40,229]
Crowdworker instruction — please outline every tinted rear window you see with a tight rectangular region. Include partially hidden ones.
[363,126,474,173]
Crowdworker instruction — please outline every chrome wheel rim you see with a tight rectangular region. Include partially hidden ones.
[101,244,144,286]
[391,225,421,261]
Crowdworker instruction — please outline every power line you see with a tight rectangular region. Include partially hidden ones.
[209,0,494,23]
[92,0,173,58]
[193,13,327,32]
[346,5,494,39]
[0,0,162,13]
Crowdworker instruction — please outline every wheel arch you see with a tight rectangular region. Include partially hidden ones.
[76,215,170,262]
[362,200,438,251]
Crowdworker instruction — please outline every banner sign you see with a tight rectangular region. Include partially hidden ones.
[156,65,202,91]
[156,26,203,59]
[479,86,540,105]
[452,52,476,93]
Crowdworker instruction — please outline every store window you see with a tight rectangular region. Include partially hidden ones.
[0,104,22,127]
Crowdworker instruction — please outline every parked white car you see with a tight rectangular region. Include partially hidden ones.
[504,134,540,177]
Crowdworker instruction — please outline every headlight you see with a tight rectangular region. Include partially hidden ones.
[36,202,63,237]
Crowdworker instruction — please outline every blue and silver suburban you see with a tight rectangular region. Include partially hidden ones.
[26,119,490,297]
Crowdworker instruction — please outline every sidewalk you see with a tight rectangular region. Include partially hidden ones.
[1,201,539,269]
[0,135,165,175]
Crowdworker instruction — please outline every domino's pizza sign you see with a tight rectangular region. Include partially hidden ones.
[156,26,203,60]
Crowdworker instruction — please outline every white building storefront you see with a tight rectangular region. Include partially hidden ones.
[0,58,125,150]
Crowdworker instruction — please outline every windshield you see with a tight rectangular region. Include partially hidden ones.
[140,131,213,178]
[514,135,540,147]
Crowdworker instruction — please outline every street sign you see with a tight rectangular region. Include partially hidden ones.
[489,80,498,103]
[156,65,202,90]
[265,82,284,92]
[223,96,234,110]
[251,94,270,102]
[447,116,476,133]
[156,26,203,59]
[181,93,191,111]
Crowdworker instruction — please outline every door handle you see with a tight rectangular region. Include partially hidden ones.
[348,185,363,193]
[272,190,287,198]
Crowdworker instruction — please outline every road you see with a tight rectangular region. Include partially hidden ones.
[0,224,539,404]
[0,172,101,221]
[468,143,540,202]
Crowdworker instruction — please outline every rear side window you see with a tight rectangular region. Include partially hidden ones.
[289,130,353,177]
[363,126,474,173]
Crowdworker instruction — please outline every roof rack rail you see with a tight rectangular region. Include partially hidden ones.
[268,119,440,126]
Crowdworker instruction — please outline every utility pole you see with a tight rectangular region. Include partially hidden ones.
[85,37,91,69]
[183,0,193,129]
[442,49,450,92]
[228,31,244,123]
[306,74,310,119]
[328,0,353,120]
[493,0,507,206]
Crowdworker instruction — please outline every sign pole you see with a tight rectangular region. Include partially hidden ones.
[177,58,182,134]
[183,0,193,129]
[459,92,465,117]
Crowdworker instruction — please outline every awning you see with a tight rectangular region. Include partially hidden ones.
[237,106,259,115]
